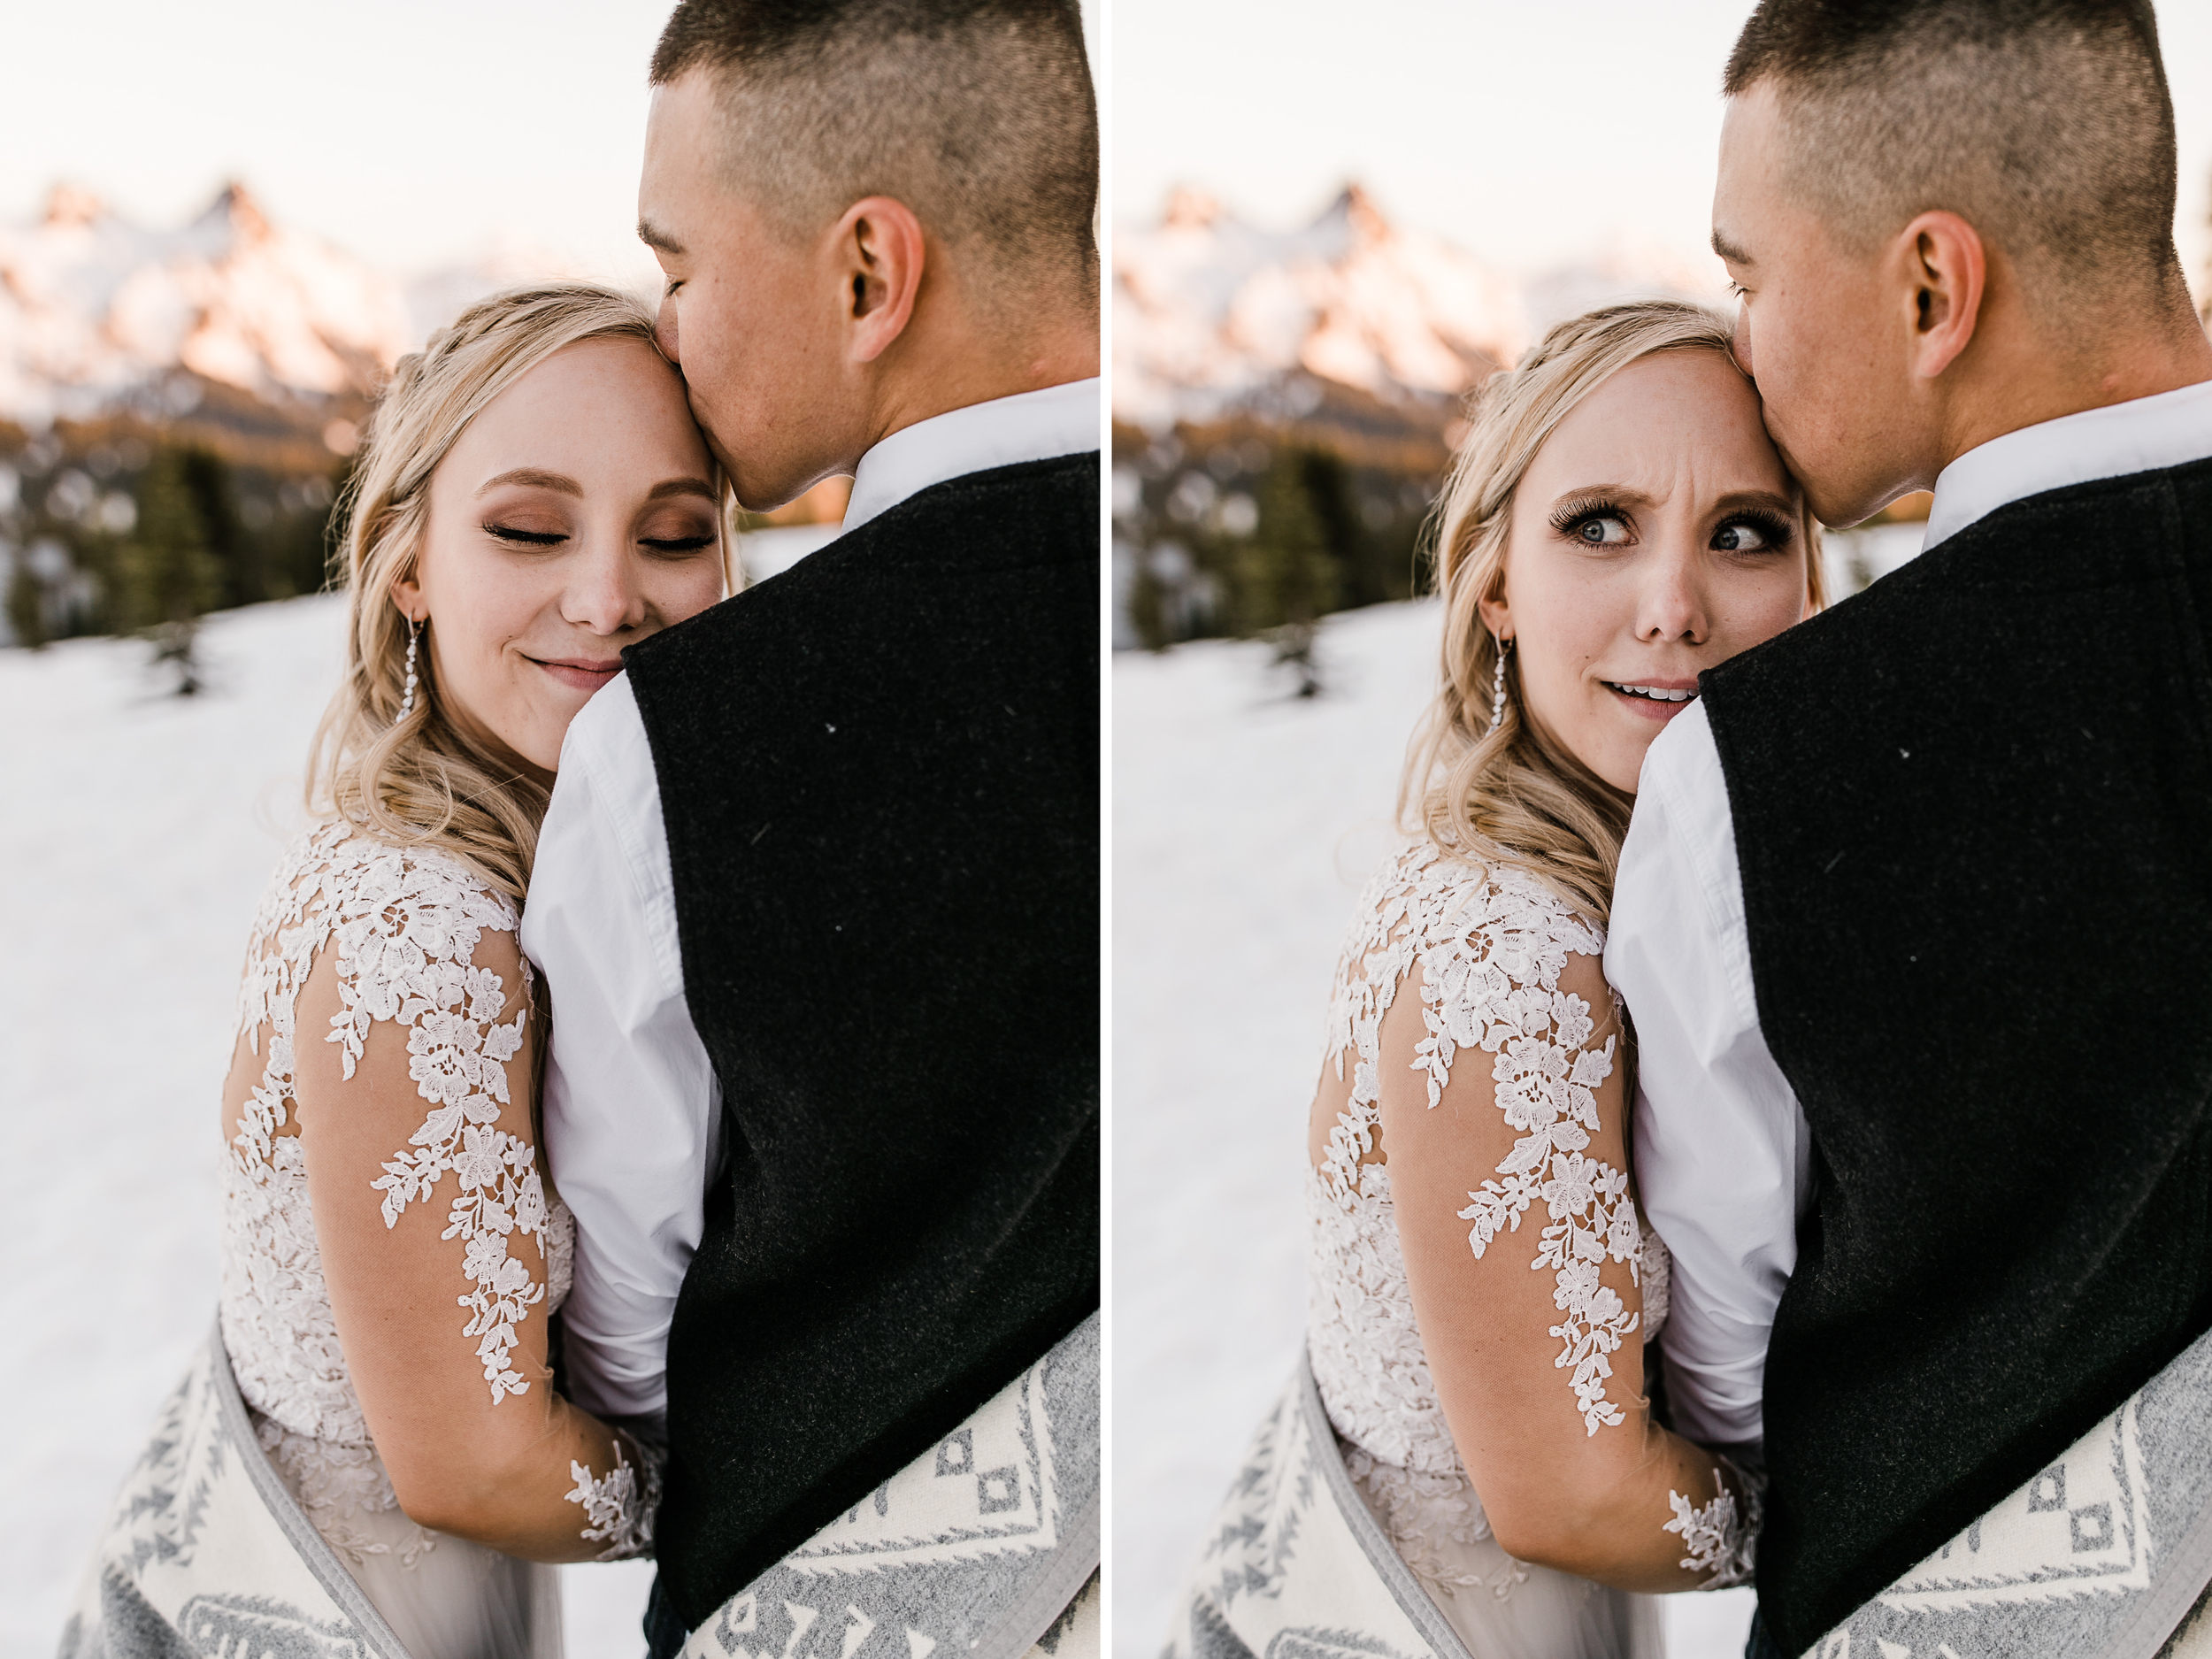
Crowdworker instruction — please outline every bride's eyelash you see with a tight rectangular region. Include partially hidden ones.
[641,534,716,553]
[484,523,565,547]
[1548,492,1628,538]
[1722,507,1795,548]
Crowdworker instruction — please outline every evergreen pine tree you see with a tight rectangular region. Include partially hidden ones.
[6,563,45,650]
[119,445,225,694]
[1238,447,1341,695]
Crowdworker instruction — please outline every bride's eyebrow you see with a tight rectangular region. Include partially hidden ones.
[1709,488,1796,517]
[646,478,719,503]
[477,468,582,498]
[1548,486,1653,518]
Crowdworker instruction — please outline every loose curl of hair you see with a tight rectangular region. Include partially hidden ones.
[1402,299,1828,929]
[309,282,704,902]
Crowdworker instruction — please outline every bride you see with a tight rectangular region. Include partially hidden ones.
[65,283,731,1658]
[1171,301,1826,1659]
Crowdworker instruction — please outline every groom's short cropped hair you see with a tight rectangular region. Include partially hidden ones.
[1724,0,2183,319]
[649,0,1097,303]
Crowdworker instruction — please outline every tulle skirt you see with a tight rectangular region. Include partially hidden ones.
[257,1427,565,1659]
[339,1500,563,1659]
[1346,1456,1664,1659]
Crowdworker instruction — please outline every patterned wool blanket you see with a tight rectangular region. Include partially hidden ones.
[681,1313,1100,1659]
[1803,1318,2212,1658]
[58,1320,415,1658]
[1166,1355,1477,1659]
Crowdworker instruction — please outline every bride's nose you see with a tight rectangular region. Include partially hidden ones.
[1636,541,1710,645]
[563,536,651,636]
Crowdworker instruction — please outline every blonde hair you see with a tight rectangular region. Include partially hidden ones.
[310,282,707,902]
[1402,299,1827,927]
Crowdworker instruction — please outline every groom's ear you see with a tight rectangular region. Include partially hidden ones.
[835,196,927,365]
[1899,210,1987,383]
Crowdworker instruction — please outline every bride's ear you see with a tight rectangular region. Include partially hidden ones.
[388,571,424,625]
[1476,581,1511,641]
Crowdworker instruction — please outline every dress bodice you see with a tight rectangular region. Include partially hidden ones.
[216,822,577,1561]
[1305,841,1670,1591]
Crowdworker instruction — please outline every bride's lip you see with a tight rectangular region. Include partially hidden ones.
[1602,676,1701,723]
[529,656,623,693]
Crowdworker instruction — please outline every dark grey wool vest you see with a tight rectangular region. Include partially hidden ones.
[622,453,1100,1637]
[1699,457,2212,1656]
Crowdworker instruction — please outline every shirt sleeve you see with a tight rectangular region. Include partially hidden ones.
[1603,700,1809,1448]
[519,672,720,1427]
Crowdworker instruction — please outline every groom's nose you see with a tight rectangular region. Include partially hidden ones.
[656,296,682,366]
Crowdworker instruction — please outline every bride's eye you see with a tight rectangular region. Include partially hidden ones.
[641,534,716,554]
[1569,513,1631,546]
[1711,514,1790,552]
[484,523,566,548]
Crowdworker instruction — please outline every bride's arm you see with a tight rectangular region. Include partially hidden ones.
[1379,946,1751,1592]
[292,920,653,1563]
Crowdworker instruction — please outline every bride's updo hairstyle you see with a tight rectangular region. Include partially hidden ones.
[310,282,710,902]
[1403,299,1825,927]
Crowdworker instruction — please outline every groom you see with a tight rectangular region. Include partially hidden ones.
[519,3,1099,1655]
[1607,0,2212,1654]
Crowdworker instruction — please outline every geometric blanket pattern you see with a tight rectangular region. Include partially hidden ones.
[684,1314,1100,1659]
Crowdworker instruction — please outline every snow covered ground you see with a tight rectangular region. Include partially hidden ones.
[1111,599,1771,1659]
[0,595,654,1655]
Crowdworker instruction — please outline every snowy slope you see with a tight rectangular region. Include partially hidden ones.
[0,597,651,1655]
[1112,601,1757,1657]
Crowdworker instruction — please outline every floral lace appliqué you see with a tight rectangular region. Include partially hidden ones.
[218,822,581,1565]
[565,1435,664,1562]
[1313,842,1649,1439]
[1663,1473,1758,1589]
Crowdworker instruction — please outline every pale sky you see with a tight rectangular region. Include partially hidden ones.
[1111,0,2212,298]
[3,0,1102,285]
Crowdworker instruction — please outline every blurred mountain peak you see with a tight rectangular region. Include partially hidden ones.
[193,180,274,249]
[1113,185,1731,436]
[42,183,106,231]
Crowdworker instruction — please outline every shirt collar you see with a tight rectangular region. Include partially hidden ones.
[1922,375,2212,550]
[841,377,1101,536]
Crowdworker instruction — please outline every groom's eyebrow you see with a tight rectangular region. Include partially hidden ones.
[1711,227,1754,266]
[638,217,685,255]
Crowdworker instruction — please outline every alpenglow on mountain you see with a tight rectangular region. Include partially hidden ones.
[0,182,579,431]
[1113,184,1731,435]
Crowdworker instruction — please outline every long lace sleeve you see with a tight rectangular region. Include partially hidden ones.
[234,827,657,1563]
[1315,847,1752,1593]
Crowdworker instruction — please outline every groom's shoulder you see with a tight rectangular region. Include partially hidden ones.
[855,450,1100,576]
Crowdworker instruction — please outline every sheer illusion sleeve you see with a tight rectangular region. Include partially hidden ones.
[1371,887,1755,1592]
[285,841,657,1563]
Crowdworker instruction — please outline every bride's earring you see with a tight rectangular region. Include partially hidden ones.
[1486,635,1512,735]
[399,617,420,721]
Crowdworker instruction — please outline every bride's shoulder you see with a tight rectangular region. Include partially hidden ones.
[1349,838,1602,964]
[249,819,518,953]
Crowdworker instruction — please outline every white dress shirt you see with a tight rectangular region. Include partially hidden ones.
[1608,376,2212,1448]
[520,378,1100,1424]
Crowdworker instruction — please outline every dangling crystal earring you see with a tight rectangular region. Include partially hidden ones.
[399,617,420,721]
[1486,635,1512,735]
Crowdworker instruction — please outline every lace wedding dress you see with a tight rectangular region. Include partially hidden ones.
[217,821,651,1657]
[1306,841,1674,1658]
